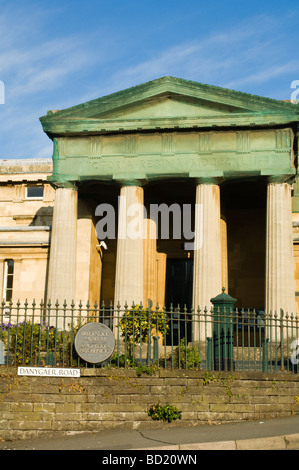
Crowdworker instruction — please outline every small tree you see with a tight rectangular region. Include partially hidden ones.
[119,305,169,359]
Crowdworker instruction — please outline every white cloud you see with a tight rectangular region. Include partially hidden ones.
[2,36,93,100]
[0,7,298,159]
[0,8,99,158]
[108,13,299,97]
[225,61,299,90]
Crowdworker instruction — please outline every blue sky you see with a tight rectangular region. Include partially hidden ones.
[0,0,299,159]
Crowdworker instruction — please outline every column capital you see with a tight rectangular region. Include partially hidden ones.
[193,176,223,185]
[189,170,223,186]
[194,177,221,186]
[49,178,78,191]
[267,176,294,185]
[113,174,147,187]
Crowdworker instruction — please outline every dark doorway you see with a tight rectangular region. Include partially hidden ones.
[165,259,193,344]
[221,179,267,310]
[165,259,193,309]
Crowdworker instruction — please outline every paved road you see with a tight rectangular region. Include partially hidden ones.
[1,415,299,451]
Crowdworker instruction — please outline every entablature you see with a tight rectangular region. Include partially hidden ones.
[48,127,296,186]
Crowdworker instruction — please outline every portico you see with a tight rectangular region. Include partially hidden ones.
[39,76,299,337]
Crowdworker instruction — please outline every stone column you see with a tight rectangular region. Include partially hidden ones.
[143,218,158,308]
[76,199,102,307]
[265,182,296,326]
[47,185,78,327]
[220,217,228,291]
[114,185,144,309]
[192,182,222,341]
[156,252,167,308]
[143,218,167,309]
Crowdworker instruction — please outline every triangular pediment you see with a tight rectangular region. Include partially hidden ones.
[40,76,299,136]
[88,93,248,120]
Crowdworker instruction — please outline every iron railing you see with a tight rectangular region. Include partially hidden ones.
[1,299,299,373]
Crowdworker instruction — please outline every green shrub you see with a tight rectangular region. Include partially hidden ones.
[110,353,134,368]
[173,338,201,369]
[5,321,57,365]
[119,305,169,357]
[148,403,182,422]
[135,364,157,376]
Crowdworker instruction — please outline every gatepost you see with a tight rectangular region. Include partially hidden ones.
[211,288,237,371]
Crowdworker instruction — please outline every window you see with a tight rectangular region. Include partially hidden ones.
[3,259,14,302]
[26,185,44,199]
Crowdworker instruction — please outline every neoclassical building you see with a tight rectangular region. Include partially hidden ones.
[1,77,299,329]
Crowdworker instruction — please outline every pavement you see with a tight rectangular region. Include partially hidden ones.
[0,415,299,451]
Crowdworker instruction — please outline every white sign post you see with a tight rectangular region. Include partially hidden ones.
[17,367,80,377]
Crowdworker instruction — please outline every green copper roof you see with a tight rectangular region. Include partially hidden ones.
[40,76,299,138]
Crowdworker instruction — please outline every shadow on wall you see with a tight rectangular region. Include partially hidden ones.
[28,206,54,227]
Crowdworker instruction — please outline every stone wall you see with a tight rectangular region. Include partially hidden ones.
[1,367,299,442]
[0,159,54,305]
